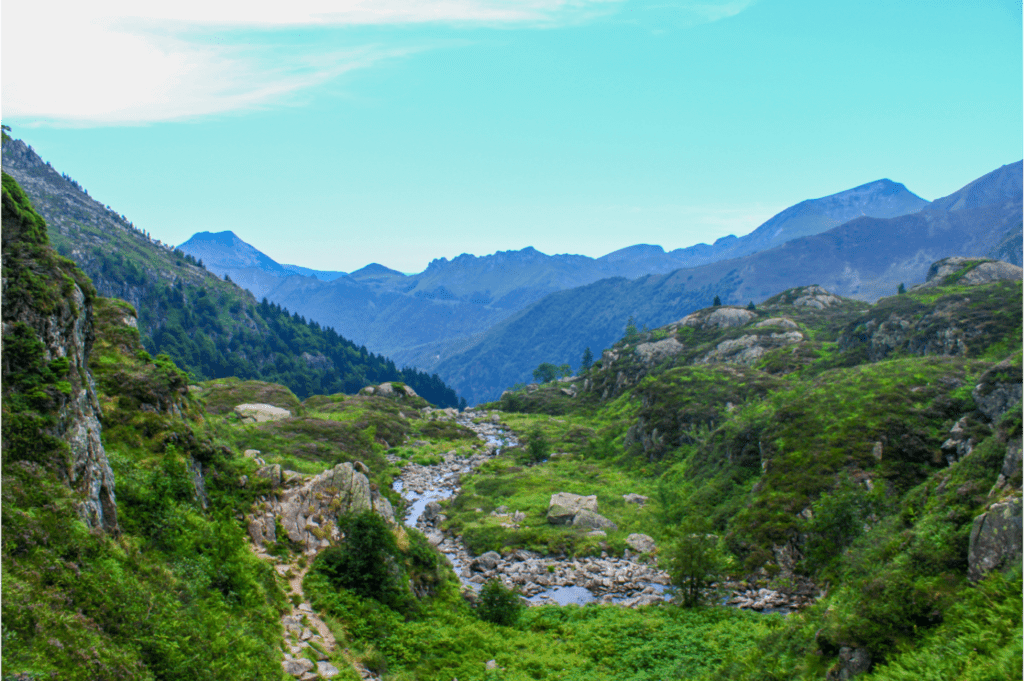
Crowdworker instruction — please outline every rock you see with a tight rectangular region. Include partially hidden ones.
[546,504,576,526]
[282,658,315,677]
[316,661,340,678]
[991,440,1022,494]
[572,509,618,531]
[511,510,526,523]
[495,505,509,514]
[249,462,395,552]
[972,360,1022,423]
[471,551,502,572]
[586,530,607,537]
[968,496,1023,581]
[234,403,291,422]
[485,660,498,670]
[916,257,1023,289]
[423,501,442,522]
[298,603,313,612]
[635,337,685,365]
[547,493,598,527]
[244,449,262,458]
[255,464,283,487]
[679,307,757,330]
[827,646,872,680]
[696,331,803,366]
[622,493,649,505]
[754,317,799,329]
[626,533,656,553]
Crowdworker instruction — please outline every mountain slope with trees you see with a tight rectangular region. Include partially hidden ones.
[0,137,460,407]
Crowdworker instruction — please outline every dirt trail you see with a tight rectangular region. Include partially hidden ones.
[251,540,380,679]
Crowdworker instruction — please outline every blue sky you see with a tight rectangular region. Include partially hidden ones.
[4,0,1021,273]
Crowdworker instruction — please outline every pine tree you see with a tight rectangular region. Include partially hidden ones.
[713,295,722,306]
[898,283,906,295]
[581,347,594,371]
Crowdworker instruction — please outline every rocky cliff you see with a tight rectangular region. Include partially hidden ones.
[2,172,117,532]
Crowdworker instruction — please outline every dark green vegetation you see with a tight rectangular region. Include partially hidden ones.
[2,174,284,679]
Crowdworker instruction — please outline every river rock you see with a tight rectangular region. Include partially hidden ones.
[968,496,1023,581]
[626,533,656,553]
[282,658,315,676]
[471,551,502,572]
[316,661,340,678]
[423,501,442,522]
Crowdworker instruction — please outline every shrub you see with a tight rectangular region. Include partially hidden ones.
[526,427,550,463]
[477,579,523,627]
[315,511,411,612]
[665,523,728,607]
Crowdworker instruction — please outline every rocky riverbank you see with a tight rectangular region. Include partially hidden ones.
[392,408,672,607]
[394,407,820,613]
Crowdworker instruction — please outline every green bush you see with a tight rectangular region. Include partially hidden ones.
[526,427,550,463]
[315,511,412,612]
[665,522,728,607]
[477,579,523,627]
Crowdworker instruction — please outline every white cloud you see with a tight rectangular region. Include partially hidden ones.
[2,0,753,125]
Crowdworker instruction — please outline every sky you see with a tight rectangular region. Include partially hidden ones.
[3,0,1022,274]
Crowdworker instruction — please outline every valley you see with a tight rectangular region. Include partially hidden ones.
[2,147,1021,681]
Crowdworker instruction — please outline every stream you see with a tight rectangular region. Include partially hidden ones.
[390,409,670,607]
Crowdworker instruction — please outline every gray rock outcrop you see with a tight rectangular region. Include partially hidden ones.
[967,496,1023,581]
[972,360,1022,423]
[677,307,757,330]
[914,256,1023,289]
[248,462,395,554]
[635,337,685,365]
[234,402,292,423]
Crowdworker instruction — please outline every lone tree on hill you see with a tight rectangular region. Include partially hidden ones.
[581,347,594,371]
[532,362,558,384]
[747,301,756,311]
[712,295,722,307]
[624,315,639,342]
[898,282,907,295]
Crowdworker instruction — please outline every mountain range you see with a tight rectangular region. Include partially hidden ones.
[180,162,1021,404]
[179,177,938,371]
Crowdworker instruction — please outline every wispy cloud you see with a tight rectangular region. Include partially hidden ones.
[2,0,755,126]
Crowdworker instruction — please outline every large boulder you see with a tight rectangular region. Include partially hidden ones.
[547,493,599,526]
[625,533,657,553]
[635,337,685,365]
[572,509,618,531]
[968,496,1023,582]
[234,402,291,422]
[678,307,757,330]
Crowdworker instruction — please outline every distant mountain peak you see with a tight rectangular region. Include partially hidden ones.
[349,263,406,280]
